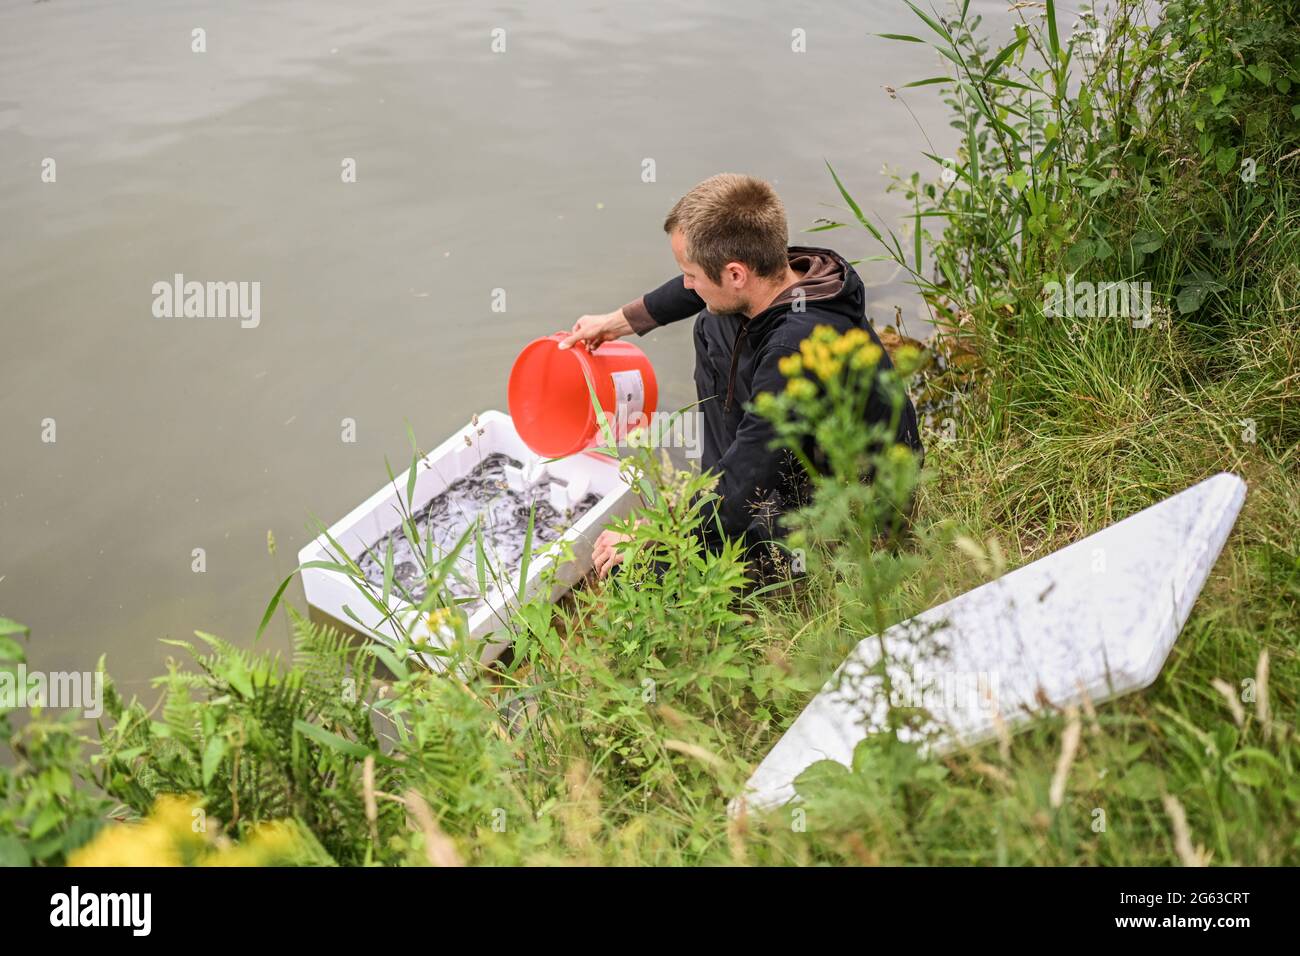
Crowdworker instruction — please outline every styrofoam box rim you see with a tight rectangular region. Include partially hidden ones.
[297,409,635,662]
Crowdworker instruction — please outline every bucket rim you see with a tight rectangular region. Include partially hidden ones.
[508,335,601,459]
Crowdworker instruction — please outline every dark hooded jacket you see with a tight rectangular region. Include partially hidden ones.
[621,245,923,574]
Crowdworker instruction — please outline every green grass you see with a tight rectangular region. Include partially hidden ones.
[761,0,1300,865]
[3,0,1298,867]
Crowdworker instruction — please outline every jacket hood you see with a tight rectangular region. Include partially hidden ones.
[766,249,850,311]
[722,245,868,412]
[749,246,866,330]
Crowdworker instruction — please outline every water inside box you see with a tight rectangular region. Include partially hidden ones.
[356,452,601,611]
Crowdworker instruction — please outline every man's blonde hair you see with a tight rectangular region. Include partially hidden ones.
[663,173,789,282]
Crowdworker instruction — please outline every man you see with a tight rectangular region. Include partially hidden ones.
[561,173,922,582]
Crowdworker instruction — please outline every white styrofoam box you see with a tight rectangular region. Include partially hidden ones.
[733,472,1247,814]
[297,409,636,669]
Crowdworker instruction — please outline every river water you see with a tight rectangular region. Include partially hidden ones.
[0,0,1013,692]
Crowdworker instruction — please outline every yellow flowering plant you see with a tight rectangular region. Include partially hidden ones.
[750,326,926,676]
[754,324,923,486]
[744,325,939,770]
[68,794,335,867]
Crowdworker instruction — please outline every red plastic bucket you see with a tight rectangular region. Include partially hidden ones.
[508,332,659,458]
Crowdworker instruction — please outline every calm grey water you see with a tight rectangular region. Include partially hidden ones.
[0,0,1011,691]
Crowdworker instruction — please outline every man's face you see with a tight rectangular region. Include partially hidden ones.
[670,229,750,316]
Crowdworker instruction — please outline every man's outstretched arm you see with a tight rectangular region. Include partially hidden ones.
[562,275,704,350]
[621,275,706,335]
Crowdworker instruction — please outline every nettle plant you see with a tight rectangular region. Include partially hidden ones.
[502,406,770,810]
[1166,0,1300,173]
[93,606,536,866]
[96,614,398,865]
[0,616,111,866]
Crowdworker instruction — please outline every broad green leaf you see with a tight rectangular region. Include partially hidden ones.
[219,652,255,699]
[518,502,537,594]
[0,618,28,638]
[202,736,226,786]
[903,1,953,44]
[29,803,62,841]
[903,76,952,88]
[366,642,410,680]
[1064,238,1095,270]
[1119,762,1165,801]
[793,758,852,798]
[293,719,371,758]
[1215,146,1238,175]
[1131,230,1164,255]
[1223,747,1282,789]
[0,835,31,867]
[381,537,395,607]
[1044,0,1061,63]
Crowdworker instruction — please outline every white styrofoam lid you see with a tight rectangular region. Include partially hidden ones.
[733,472,1247,814]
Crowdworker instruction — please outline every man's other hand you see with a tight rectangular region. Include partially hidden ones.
[559,308,633,350]
[592,518,645,579]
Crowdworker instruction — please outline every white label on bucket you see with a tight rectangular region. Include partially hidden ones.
[611,369,644,424]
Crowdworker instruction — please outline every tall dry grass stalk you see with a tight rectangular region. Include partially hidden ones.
[363,754,379,847]
[1256,649,1271,737]
[1161,793,1209,867]
[1049,708,1082,809]
[561,759,603,858]
[1211,678,1246,727]
[404,790,464,867]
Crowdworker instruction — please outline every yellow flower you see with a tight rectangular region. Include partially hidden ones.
[800,328,883,379]
[203,820,322,867]
[69,795,207,867]
[831,336,857,357]
[798,340,834,379]
[785,377,817,400]
[754,391,780,416]
[893,344,925,375]
[69,794,332,867]
[850,343,883,370]
[814,356,843,381]
[778,354,803,378]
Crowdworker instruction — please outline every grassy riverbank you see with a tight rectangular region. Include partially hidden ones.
[792,0,1300,863]
[3,0,1297,866]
